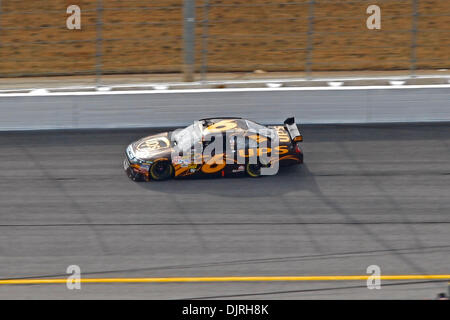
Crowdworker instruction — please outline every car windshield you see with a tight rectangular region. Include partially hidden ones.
[172,122,203,151]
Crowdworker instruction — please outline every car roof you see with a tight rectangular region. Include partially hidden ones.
[201,118,273,138]
[199,116,242,121]
[202,118,248,132]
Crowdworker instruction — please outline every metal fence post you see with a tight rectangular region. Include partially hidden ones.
[201,0,209,82]
[96,0,103,87]
[0,0,2,51]
[410,0,418,77]
[183,0,196,82]
[305,0,315,79]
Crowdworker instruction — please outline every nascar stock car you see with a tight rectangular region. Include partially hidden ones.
[124,117,303,181]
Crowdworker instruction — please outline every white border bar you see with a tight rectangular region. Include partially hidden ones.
[1,84,450,97]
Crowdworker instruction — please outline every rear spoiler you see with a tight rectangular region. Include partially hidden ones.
[283,117,303,142]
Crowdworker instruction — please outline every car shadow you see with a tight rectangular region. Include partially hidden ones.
[136,164,315,198]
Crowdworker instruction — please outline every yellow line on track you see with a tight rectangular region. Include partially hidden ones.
[0,275,449,285]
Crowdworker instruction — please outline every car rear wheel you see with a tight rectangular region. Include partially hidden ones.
[149,161,174,181]
[246,163,262,178]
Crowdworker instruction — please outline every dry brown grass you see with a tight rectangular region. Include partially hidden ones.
[0,0,449,76]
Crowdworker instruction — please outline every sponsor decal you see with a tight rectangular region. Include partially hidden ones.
[173,155,191,167]
[205,119,239,133]
[273,126,290,143]
[137,137,170,151]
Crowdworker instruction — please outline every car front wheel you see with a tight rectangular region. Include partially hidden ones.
[149,161,174,181]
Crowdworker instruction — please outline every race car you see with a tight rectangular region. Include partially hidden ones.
[124,117,303,181]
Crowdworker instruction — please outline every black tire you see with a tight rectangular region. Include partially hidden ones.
[245,162,262,178]
[149,161,174,181]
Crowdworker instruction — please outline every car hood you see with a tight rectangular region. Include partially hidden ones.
[131,132,174,160]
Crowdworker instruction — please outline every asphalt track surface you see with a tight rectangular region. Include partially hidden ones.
[0,87,449,130]
[0,123,449,299]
